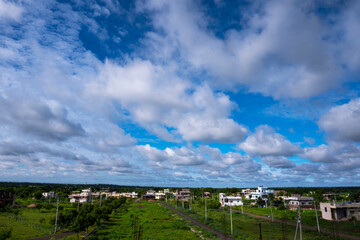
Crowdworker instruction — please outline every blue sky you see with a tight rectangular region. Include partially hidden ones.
[0,0,360,187]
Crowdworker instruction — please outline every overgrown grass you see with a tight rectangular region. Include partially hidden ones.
[234,205,360,237]
[0,215,45,239]
[88,201,212,240]
[170,201,342,240]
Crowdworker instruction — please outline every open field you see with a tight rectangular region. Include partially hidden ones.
[87,201,217,240]
[234,205,360,237]
[169,201,346,240]
[0,215,46,240]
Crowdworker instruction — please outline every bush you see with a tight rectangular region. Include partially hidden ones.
[0,226,12,240]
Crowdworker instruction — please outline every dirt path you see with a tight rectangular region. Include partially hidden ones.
[233,210,360,240]
[26,231,76,240]
[161,202,236,240]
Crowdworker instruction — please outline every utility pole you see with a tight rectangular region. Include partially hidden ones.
[270,201,274,222]
[230,206,233,235]
[54,197,59,233]
[294,206,302,240]
[259,223,263,240]
[314,201,320,233]
[100,193,102,207]
[189,196,192,211]
[77,197,80,212]
[205,195,207,220]
[241,204,244,214]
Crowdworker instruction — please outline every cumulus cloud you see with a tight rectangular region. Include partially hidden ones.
[319,98,360,142]
[138,0,360,99]
[301,144,337,163]
[88,60,246,143]
[0,96,85,141]
[239,125,301,156]
[137,144,204,166]
[261,156,295,168]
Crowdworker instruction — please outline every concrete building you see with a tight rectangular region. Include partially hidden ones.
[42,192,58,199]
[219,193,243,207]
[176,188,191,201]
[286,195,314,210]
[69,189,92,203]
[155,191,165,200]
[250,186,274,201]
[320,202,360,221]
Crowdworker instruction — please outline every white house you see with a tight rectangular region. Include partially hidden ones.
[250,186,274,201]
[285,195,314,210]
[42,192,57,199]
[219,193,243,207]
[155,191,165,200]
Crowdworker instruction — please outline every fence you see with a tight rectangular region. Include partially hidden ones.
[1,213,55,234]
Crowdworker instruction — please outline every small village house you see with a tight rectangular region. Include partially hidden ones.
[219,193,243,207]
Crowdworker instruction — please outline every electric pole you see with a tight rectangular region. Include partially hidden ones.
[230,206,233,235]
[100,193,102,207]
[54,197,59,233]
[270,201,274,222]
[205,195,207,220]
[314,201,320,233]
[294,206,302,240]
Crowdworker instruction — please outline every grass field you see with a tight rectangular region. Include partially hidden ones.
[88,201,218,240]
[0,215,45,239]
[170,201,343,240]
[233,205,360,237]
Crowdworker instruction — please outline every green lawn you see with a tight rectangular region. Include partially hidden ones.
[233,205,360,237]
[170,201,341,240]
[88,201,216,240]
[0,215,46,239]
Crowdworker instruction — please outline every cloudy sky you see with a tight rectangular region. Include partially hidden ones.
[1,0,360,187]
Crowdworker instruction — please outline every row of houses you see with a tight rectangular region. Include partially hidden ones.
[68,189,138,203]
[142,188,191,201]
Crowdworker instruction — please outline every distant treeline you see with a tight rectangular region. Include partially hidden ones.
[1,182,360,199]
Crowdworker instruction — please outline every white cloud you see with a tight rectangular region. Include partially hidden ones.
[301,144,337,163]
[88,60,246,143]
[261,156,295,168]
[138,0,360,99]
[239,125,301,156]
[319,98,360,142]
[0,0,23,21]
[137,144,204,166]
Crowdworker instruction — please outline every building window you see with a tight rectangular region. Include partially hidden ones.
[325,207,327,212]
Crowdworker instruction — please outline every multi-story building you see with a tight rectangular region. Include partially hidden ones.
[320,202,360,221]
[219,193,243,207]
[155,191,165,200]
[176,188,191,201]
[250,186,274,201]
[69,189,92,203]
[285,195,314,210]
